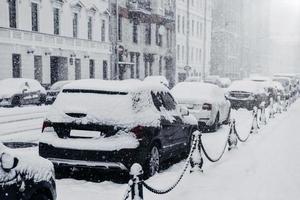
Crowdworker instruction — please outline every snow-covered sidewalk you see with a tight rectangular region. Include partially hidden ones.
[57,100,300,200]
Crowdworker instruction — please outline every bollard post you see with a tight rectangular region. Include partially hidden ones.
[190,131,203,173]
[228,119,238,151]
[251,107,259,134]
[277,95,282,114]
[259,102,267,125]
[269,98,275,118]
[130,163,144,200]
[283,98,288,111]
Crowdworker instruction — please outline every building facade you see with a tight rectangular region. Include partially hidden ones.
[176,0,212,82]
[109,0,176,86]
[211,0,271,80]
[0,0,111,85]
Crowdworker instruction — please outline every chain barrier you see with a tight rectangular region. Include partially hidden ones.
[141,131,199,195]
[122,97,295,199]
[200,131,229,163]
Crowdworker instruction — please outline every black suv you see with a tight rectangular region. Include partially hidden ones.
[0,143,56,200]
[39,80,197,177]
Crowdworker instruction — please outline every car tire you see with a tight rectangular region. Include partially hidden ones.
[144,145,160,178]
[31,193,51,200]
[211,112,220,132]
[11,96,21,107]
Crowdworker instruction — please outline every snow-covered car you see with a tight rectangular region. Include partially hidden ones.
[272,76,292,99]
[0,78,46,107]
[219,77,231,88]
[0,143,56,200]
[185,76,202,82]
[226,80,268,110]
[249,76,277,104]
[204,75,222,87]
[144,76,169,88]
[171,82,231,131]
[39,80,197,178]
[46,80,73,105]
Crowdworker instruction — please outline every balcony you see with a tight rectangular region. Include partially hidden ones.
[0,27,111,54]
[126,0,151,15]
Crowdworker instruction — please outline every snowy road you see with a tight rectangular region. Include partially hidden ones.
[55,101,300,200]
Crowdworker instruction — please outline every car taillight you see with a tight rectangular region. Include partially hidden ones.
[131,126,145,139]
[42,120,52,133]
[202,103,212,111]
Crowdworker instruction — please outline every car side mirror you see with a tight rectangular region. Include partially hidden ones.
[179,106,189,117]
[0,153,19,172]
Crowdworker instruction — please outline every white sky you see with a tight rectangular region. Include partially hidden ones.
[270,0,300,40]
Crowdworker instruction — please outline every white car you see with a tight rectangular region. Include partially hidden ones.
[172,82,231,131]
[0,78,46,107]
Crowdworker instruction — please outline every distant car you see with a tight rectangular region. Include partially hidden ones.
[204,75,222,87]
[185,76,202,82]
[0,142,56,200]
[144,76,169,88]
[249,76,277,104]
[172,82,231,131]
[272,76,292,99]
[39,80,197,178]
[46,80,73,104]
[0,78,46,107]
[226,80,268,110]
[219,77,231,88]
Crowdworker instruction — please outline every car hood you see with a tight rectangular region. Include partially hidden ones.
[0,144,54,186]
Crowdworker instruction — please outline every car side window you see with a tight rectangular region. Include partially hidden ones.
[161,92,176,111]
[151,91,163,111]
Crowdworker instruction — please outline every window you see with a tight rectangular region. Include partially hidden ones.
[177,15,180,33]
[151,91,163,111]
[103,60,108,80]
[118,15,122,41]
[145,23,152,45]
[31,2,39,31]
[53,8,60,35]
[177,45,180,61]
[133,21,138,43]
[136,54,140,78]
[8,0,17,28]
[182,16,185,34]
[75,59,81,80]
[34,56,42,82]
[12,54,21,78]
[192,20,195,36]
[89,59,95,78]
[159,56,163,75]
[130,53,134,78]
[155,24,162,46]
[88,16,93,40]
[73,13,78,38]
[101,20,106,42]
[161,92,176,111]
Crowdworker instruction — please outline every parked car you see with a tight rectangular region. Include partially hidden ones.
[0,78,46,107]
[249,76,277,104]
[219,77,232,88]
[185,76,202,82]
[226,80,268,110]
[144,76,169,88]
[0,142,56,200]
[46,80,73,104]
[272,76,292,99]
[39,80,197,178]
[204,75,222,87]
[171,82,231,131]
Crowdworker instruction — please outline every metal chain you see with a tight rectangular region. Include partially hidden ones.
[142,132,198,195]
[200,131,229,162]
[233,122,251,143]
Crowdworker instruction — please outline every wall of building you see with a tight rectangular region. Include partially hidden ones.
[0,0,111,85]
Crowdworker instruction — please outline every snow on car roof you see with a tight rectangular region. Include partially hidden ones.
[172,82,220,102]
[63,79,169,93]
[0,78,36,86]
[144,76,169,86]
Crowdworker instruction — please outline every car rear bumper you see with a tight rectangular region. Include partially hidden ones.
[39,142,147,171]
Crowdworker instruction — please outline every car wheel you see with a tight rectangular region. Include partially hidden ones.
[145,145,160,178]
[211,112,220,132]
[11,96,21,107]
[31,193,51,200]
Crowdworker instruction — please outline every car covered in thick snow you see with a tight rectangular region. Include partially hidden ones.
[0,78,46,107]
[144,76,169,88]
[39,80,197,178]
[171,82,231,131]
[0,143,56,200]
[46,80,73,105]
[226,80,268,110]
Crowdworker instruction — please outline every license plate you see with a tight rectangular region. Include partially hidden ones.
[70,130,102,138]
